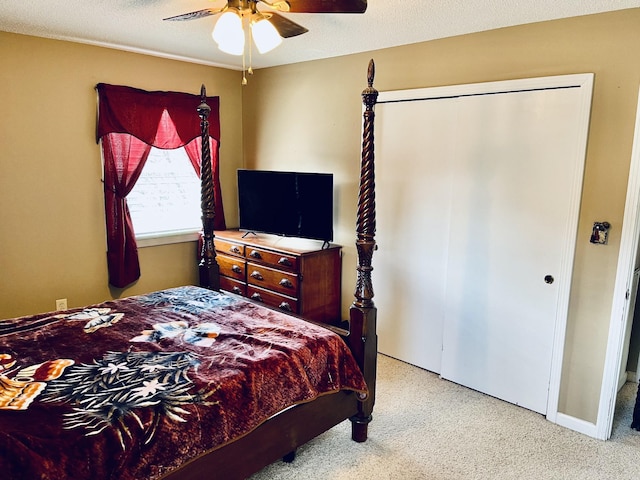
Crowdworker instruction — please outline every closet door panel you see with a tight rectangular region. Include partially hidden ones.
[440,87,588,414]
[374,98,456,373]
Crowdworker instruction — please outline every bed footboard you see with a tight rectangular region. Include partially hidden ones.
[348,59,379,442]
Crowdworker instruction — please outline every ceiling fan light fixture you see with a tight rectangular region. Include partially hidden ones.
[216,35,245,55]
[212,10,244,55]
[251,16,282,54]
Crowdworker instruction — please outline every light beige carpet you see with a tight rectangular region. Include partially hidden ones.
[249,354,640,480]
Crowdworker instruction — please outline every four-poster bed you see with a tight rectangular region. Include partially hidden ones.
[0,60,379,480]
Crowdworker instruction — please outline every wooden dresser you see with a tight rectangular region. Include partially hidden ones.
[214,230,342,326]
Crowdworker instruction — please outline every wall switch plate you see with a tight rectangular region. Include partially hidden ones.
[590,221,611,245]
[55,298,68,311]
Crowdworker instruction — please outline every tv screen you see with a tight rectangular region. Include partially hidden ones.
[237,169,334,242]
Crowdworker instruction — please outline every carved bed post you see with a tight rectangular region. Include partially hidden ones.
[349,59,379,443]
[197,85,220,291]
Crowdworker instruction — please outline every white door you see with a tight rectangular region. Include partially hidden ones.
[440,87,589,414]
[374,75,592,416]
[619,268,640,388]
[375,98,456,373]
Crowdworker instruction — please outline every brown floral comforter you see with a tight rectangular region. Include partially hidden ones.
[0,286,367,480]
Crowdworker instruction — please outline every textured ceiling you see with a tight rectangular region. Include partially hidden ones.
[1,1,639,70]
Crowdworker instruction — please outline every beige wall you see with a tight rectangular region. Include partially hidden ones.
[2,8,639,426]
[242,9,640,423]
[0,31,244,319]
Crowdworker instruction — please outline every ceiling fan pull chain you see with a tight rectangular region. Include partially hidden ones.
[248,22,254,76]
[242,39,248,85]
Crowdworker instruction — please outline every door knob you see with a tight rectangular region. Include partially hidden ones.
[544,275,554,284]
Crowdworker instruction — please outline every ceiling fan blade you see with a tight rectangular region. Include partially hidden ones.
[163,8,224,22]
[266,12,309,38]
[276,0,367,14]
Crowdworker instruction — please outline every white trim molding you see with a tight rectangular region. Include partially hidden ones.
[556,413,599,439]
[597,86,640,440]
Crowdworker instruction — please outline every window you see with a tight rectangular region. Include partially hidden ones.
[127,146,201,246]
[96,83,225,288]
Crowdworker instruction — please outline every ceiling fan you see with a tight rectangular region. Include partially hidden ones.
[163,1,368,48]
[164,0,367,84]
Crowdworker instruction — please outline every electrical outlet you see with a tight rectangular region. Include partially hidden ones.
[55,298,68,311]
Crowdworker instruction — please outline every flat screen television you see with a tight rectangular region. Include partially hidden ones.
[237,169,334,242]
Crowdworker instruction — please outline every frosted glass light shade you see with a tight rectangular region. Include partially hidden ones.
[251,18,282,54]
[212,11,245,56]
[217,36,245,56]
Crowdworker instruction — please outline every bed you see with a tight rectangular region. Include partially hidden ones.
[0,60,379,479]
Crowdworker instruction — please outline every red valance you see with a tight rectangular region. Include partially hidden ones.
[96,83,221,146]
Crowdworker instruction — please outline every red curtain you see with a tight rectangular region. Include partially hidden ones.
[96,83,226,288]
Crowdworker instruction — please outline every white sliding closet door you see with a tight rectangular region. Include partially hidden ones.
[374,74,592,417]
[375,98,457,373]
[440,87,589,414]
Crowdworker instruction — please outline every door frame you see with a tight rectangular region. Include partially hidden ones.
[376,73,594,425]
[597,86,640,440]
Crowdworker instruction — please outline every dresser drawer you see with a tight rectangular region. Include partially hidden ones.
[216,237,245,257]
[247,285,298,314]
[220,276,246,297]
[247,262,299,297]
[217,253,246,281]
[245,246,298,272]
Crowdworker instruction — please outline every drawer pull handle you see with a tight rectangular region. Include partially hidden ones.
[278,257,292,267]
[278,302,292,312]
[232,286,242,294]
[230,246,241,254]
[251,293,264,302]
[250,250,262,259]
[279,278,293,289]
[231,265,242,274]
[250,271,264,281]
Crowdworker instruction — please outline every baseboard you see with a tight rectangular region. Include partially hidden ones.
[619,370,629,391]
[627,371,639,383]
[554,412,600,439]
